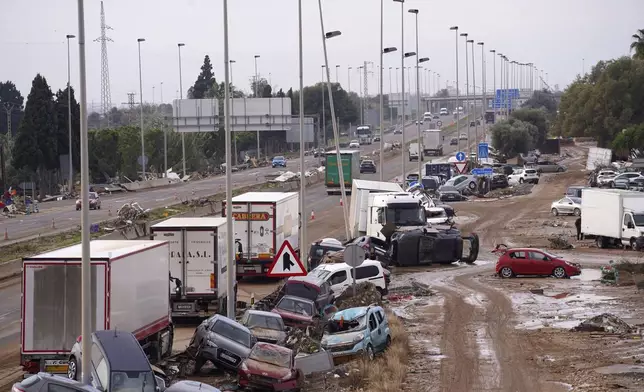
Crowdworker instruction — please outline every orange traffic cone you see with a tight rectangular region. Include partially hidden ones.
[311,210,315,220]
[4,228,8,240]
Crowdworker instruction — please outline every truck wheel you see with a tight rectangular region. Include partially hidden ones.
[596,236,606,249]
[631,238,637,251]
[573,208,581,216]
[551,208,559,216]
[552,267,567,279]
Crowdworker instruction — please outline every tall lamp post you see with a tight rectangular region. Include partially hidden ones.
[408,8,421,179]
[335,65,340,83]
[347,66,352,92]
[297,0,307,269]
[388,67,393,128]
[229,59,237,163]
[477,42,486,134]
[137,38,146,179]
[66,34,76,193]
[467,39,477,152]
[449,26,460,151]
[177,43,186,177]
[393,0,405,183]
[321,65,326,147]
[254,54,260,159]
[460,32,469,148]
[379,48,397,182]
[490,49,496,123]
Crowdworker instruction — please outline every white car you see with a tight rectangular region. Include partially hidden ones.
[308,260,389,296]
[458,133,467,141]
[508,168,540,184]
[349,140,360,148]
[596,170,617,187]
[551,196,582,216]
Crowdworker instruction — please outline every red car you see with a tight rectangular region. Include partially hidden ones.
[493,246,581,279]
[271,295,318,328]
[238,342,303,391]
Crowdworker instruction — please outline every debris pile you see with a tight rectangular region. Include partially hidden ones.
[387,281,433,302]
[285,325,323,355]
[573,313,632,334]
[114,202,150,226]
[548,234,573,250]
[334,282,382,310]
[484,183,533,199]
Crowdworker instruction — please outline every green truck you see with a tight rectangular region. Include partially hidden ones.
[325,149,361,195]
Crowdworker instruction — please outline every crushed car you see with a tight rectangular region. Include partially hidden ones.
[238,343,303,391]
[239,309,287,345]
[271,295,319,328]
[321,305,391,364]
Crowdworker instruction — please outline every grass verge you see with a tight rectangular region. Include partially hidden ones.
[348,310,410,391]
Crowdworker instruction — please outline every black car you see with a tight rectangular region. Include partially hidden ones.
[308,239,344,271]
[490,174,509,190]
[360,160,377,174]
[470,121,476,127]
[450,137,458,146]
[433,115,440,119]
[438,190,468,202]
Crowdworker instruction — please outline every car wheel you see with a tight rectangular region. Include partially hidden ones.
[76,206,80,211]
[609,181,614,188]
[552,266,567,279]
[519,178,524,184]
[468,181,476,190]
[499,267,514,278]
[97,205,101,210]
[551,208,559,216]
[365,344,375,361]
[557,167,564,172]
[573,208,581,216]
[68,356,78,380]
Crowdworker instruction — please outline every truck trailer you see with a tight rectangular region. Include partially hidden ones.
[348,179,405,239]
[223,192,300,276]
[150,217,228,319]
[422,129,444,156]
[325,150,361,195]
[581,189,644,249]
[20,240,173,375]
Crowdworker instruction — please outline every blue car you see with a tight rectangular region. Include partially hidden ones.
[321,305,391,363]
[272,156,287,168]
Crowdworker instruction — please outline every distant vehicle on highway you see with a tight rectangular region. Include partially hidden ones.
[494,246,581,279]
[439,108,448,115]
[458,133,467,141]
[271,156,287,168]
[433,114,440,119]
[360,159,377,174]
[75,192,101,211]
[393,128,403,135]
[349,140,361,149]
[450,137,458,146]
[372,135,381,142]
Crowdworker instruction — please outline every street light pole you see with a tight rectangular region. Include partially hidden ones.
[177,43,186,177]
[347,66,352,92]
[254,54,260,159]
[394,0,405,183]
[395,67,400,127]
[66,34,76,194]
[335,65,340,83]
[74,0,91,384]
[460,32,469,148]
[478,42,485,132]
[230,59,237,164]
[389,67,393,129]
[409,8,422,179]
[379,0,384,182]
[490,49,496,123]
[137,38,146,180]
[321,65,326,147]
[468,39,477,152]
[450,26,460,151]
[222,0,235,318]
[297,0,307,269]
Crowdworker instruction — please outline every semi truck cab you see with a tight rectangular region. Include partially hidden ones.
[367,193,427,240]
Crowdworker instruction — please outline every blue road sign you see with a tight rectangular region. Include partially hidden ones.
[471,168,494,176]
[478,143,489,159]
[455,151,466,162]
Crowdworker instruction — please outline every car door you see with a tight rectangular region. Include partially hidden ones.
[508,251,528,274]
[528,251,551,275]
[317,281,334,307]
[374,309,389,351]
[559,198,573,214]
[367,311,383,349]
[327,270,349,295]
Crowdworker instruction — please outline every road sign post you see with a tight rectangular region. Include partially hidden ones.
[478,143,489,159]
[455,151,466,162]
[471,167,493,176]
[454,161,468,174]
[343,244,366,297]
[267,240,307,277]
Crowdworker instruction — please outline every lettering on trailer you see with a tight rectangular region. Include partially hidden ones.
[170,250,212,258]
[232,212,271,221]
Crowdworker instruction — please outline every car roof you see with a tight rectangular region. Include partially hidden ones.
[504,248,553,253]
[252,342,293,355]
[280,295,315,305]
[287,274,325,286]
[93,330,151,372]
[209,314,251,333]
[316,259,382,272]
[246,309,282,319]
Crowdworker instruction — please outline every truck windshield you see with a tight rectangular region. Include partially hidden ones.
[111,370,156,392]
[356,127,371,136]
[633,214,644,227]
[386,204,425,226]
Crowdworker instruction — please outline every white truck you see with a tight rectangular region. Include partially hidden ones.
[356,125,373,145]
[223,192,300,276]
[408,142,423,161]
[150,217,228,319]
[349,179,405,238]
[20,240,174,375]
[581,189,644,249]
[422,129,444,156]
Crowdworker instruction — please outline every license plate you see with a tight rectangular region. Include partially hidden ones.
[176,304,193,310]
[221,353,236,363]
[243,266,256,271]
[45,360,68,373]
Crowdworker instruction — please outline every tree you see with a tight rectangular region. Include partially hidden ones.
[0,81,24,136]
[509,108,549,147]
[188,55,215,99]
[491,119,538,157]
[521,90,557,115]
[54,86,81,171]
[612,124,644,158]
[249,77,272,98]
[435,89,449,98]
[631,29,644,60]
[12,74,58,197]
[275,88,286,98]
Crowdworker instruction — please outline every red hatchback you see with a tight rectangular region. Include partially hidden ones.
[493,246,581,279]
[238,342,303,391]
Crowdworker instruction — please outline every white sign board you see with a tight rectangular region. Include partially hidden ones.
[173,99,220,133]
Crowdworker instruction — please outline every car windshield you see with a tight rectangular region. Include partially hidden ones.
[327,313,367,334]
[246,314,285,331]
[284,281,319,301]
[569,197,581,204]
[89,193,97,199]
[211,320,251,347]
[111,371,156,392]
[249,345,291,368]
[309,267,332,281]
[276,297,314,316]
[274,156,285,161]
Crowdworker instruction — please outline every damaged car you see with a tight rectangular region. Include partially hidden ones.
[240,309,287,345]
[271,295,319,328]
[238,343,303,391]
[188,315,255,373]
[321,305,390,363]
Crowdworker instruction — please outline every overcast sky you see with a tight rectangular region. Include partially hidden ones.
[2,0,642,110]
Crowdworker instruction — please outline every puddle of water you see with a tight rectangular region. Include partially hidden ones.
[543,381,574,391]
[571,268,602,281]
[595,364,644,375]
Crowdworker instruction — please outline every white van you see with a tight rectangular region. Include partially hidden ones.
[308,260,390,296]
[439,108,448,115]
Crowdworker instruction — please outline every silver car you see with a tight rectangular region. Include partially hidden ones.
[551,196,582,216]
[239,309,287,345]
[440,175,478,193]
[13,373,101,392]
[534,161,566,173]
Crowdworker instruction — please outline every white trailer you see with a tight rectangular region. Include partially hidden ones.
[349,180,404,239]
[21,240,173,375]
[586,147,612,171]
[422,129,444,156]
[223,192,300,276]
[150,217,228,319]
[408,142,423,161]
[581,189,644,248]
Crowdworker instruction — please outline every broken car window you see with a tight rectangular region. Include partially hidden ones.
[249,345,291,368]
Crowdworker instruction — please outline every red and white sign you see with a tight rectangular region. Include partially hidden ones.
[454,161,468,174]
[267,240,307,277]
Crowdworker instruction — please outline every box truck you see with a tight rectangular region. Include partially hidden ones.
[150,217,228,319]
[422,129,444,156]
[20,240,173,375]
[581,189,644,249]
[408,142,423,161]
[223,192,300,276]
[348,180,405,239]
[325,150,361,195]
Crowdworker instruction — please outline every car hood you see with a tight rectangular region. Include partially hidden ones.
[244,358,292,379]
[272,308,313,323]
[323,330,365,346]
[202,331,252,357]
[249,327,286,343]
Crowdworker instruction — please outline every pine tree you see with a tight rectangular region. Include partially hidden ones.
[188,55,215,99]
[54,86,81,171]
[12,74,58,196]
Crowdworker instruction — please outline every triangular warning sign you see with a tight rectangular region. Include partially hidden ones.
[267,240,307,277]
[454,161,468,174]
